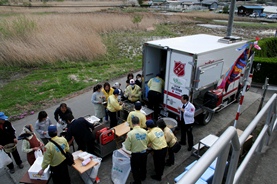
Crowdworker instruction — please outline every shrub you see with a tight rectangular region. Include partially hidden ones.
[255,38,277,58]
[253,57,277,85]
[251,38,277,85]
[0,0,8,5]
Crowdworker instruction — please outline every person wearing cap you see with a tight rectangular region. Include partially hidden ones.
[107,89,124,128]
[123,116,149,184]
[127,101,147,129]
[0,112,24,174]
[18,124,44,165]
[64,114,94,154]
[178,94,195,151]
[147,74,165,120]
[146,119,167,181]
[35,111,53,145]
[112,82,123,101]
[156,119,180,166]
[102,82,114,122]
[38,125,71,184]
[124,79,142,103]
[91,84,106,122]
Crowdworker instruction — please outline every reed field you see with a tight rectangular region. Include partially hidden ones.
[0,0,276,118]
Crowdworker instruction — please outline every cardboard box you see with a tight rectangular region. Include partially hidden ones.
[28,157,50,180]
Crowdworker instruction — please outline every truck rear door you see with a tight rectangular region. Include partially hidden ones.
[163,50,193,115]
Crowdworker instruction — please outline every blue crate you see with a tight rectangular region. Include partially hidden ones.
[174,170,207,184]
[185,160,198,170]
[200,167,214,184]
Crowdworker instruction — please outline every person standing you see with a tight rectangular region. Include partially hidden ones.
[91,84,106,122]
[65,114,94,154]
[135,74,142,87]
[54,103,73,133]
[18,124,44,166]
[146,119,167,181]
[124,116,149,184]
[127,101,146,129]
[147,74,164,120]
[0,112,24,174]
[124,79,141,103]
[156,119,179,166]
[102,82,114,122]
[35,111,53,145]
[38,125,71,184]
[112,82,123,101]
[107,89,124,128]
[178,94,195,151]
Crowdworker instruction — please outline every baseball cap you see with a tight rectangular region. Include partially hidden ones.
[113,89,119,95]
[113,82,120,88]
[48,125,57,134]
[0,112,8,120]
[146,119,155,128]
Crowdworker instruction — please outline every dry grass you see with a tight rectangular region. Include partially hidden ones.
[0,12,166,66]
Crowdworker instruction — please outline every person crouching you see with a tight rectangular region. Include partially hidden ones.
[18,124,44,166]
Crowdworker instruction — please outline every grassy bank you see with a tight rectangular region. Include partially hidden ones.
[0,5,275,119]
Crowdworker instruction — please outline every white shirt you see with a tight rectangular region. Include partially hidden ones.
[180,101,195,124]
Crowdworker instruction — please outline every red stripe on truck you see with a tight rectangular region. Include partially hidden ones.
[164,104,179,113]
[164,90,181,99]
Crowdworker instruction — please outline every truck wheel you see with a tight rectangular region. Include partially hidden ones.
[201,110,214,125]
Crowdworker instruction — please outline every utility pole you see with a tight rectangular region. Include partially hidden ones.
[226,0,236,37]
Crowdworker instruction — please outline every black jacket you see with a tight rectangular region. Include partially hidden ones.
[54,107,73,122]
[0,121,16,146]
[66,117,94,146]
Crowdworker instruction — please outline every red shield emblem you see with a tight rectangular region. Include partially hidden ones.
[174,61,185,77]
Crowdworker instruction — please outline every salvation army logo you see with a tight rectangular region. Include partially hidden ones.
[174,61,185,77]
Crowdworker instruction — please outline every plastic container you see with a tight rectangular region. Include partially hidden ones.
[162,117,178,131]
[3,143,16,153]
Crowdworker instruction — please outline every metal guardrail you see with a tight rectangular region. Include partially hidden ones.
[177,93,277,184]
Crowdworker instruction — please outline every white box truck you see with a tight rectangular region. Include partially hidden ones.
[142,34,255,125]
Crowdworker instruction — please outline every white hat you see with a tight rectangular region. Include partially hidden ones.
[113,82,120,88]
[130,79,135,85]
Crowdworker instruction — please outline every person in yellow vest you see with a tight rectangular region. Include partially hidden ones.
[124,79,141,103]
[107,89,124,128]
[146,120,167,181]
[126,101,147,129]
[38,125,71,184]
[147,74,164,120]
[124,116,149,184]
[157,119,181,167]
[102,82,114,123]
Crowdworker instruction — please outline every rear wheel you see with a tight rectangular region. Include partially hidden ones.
[196,110,214,125]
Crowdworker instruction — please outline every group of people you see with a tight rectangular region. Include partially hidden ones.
[123,94,195,184]
[91,73,143,128]
[0,102,96,184]
[0,72,196,184]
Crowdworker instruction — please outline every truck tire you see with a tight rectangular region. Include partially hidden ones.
[197,110,214,125]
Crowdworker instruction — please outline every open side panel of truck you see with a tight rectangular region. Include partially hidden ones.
[163,50,194,116]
